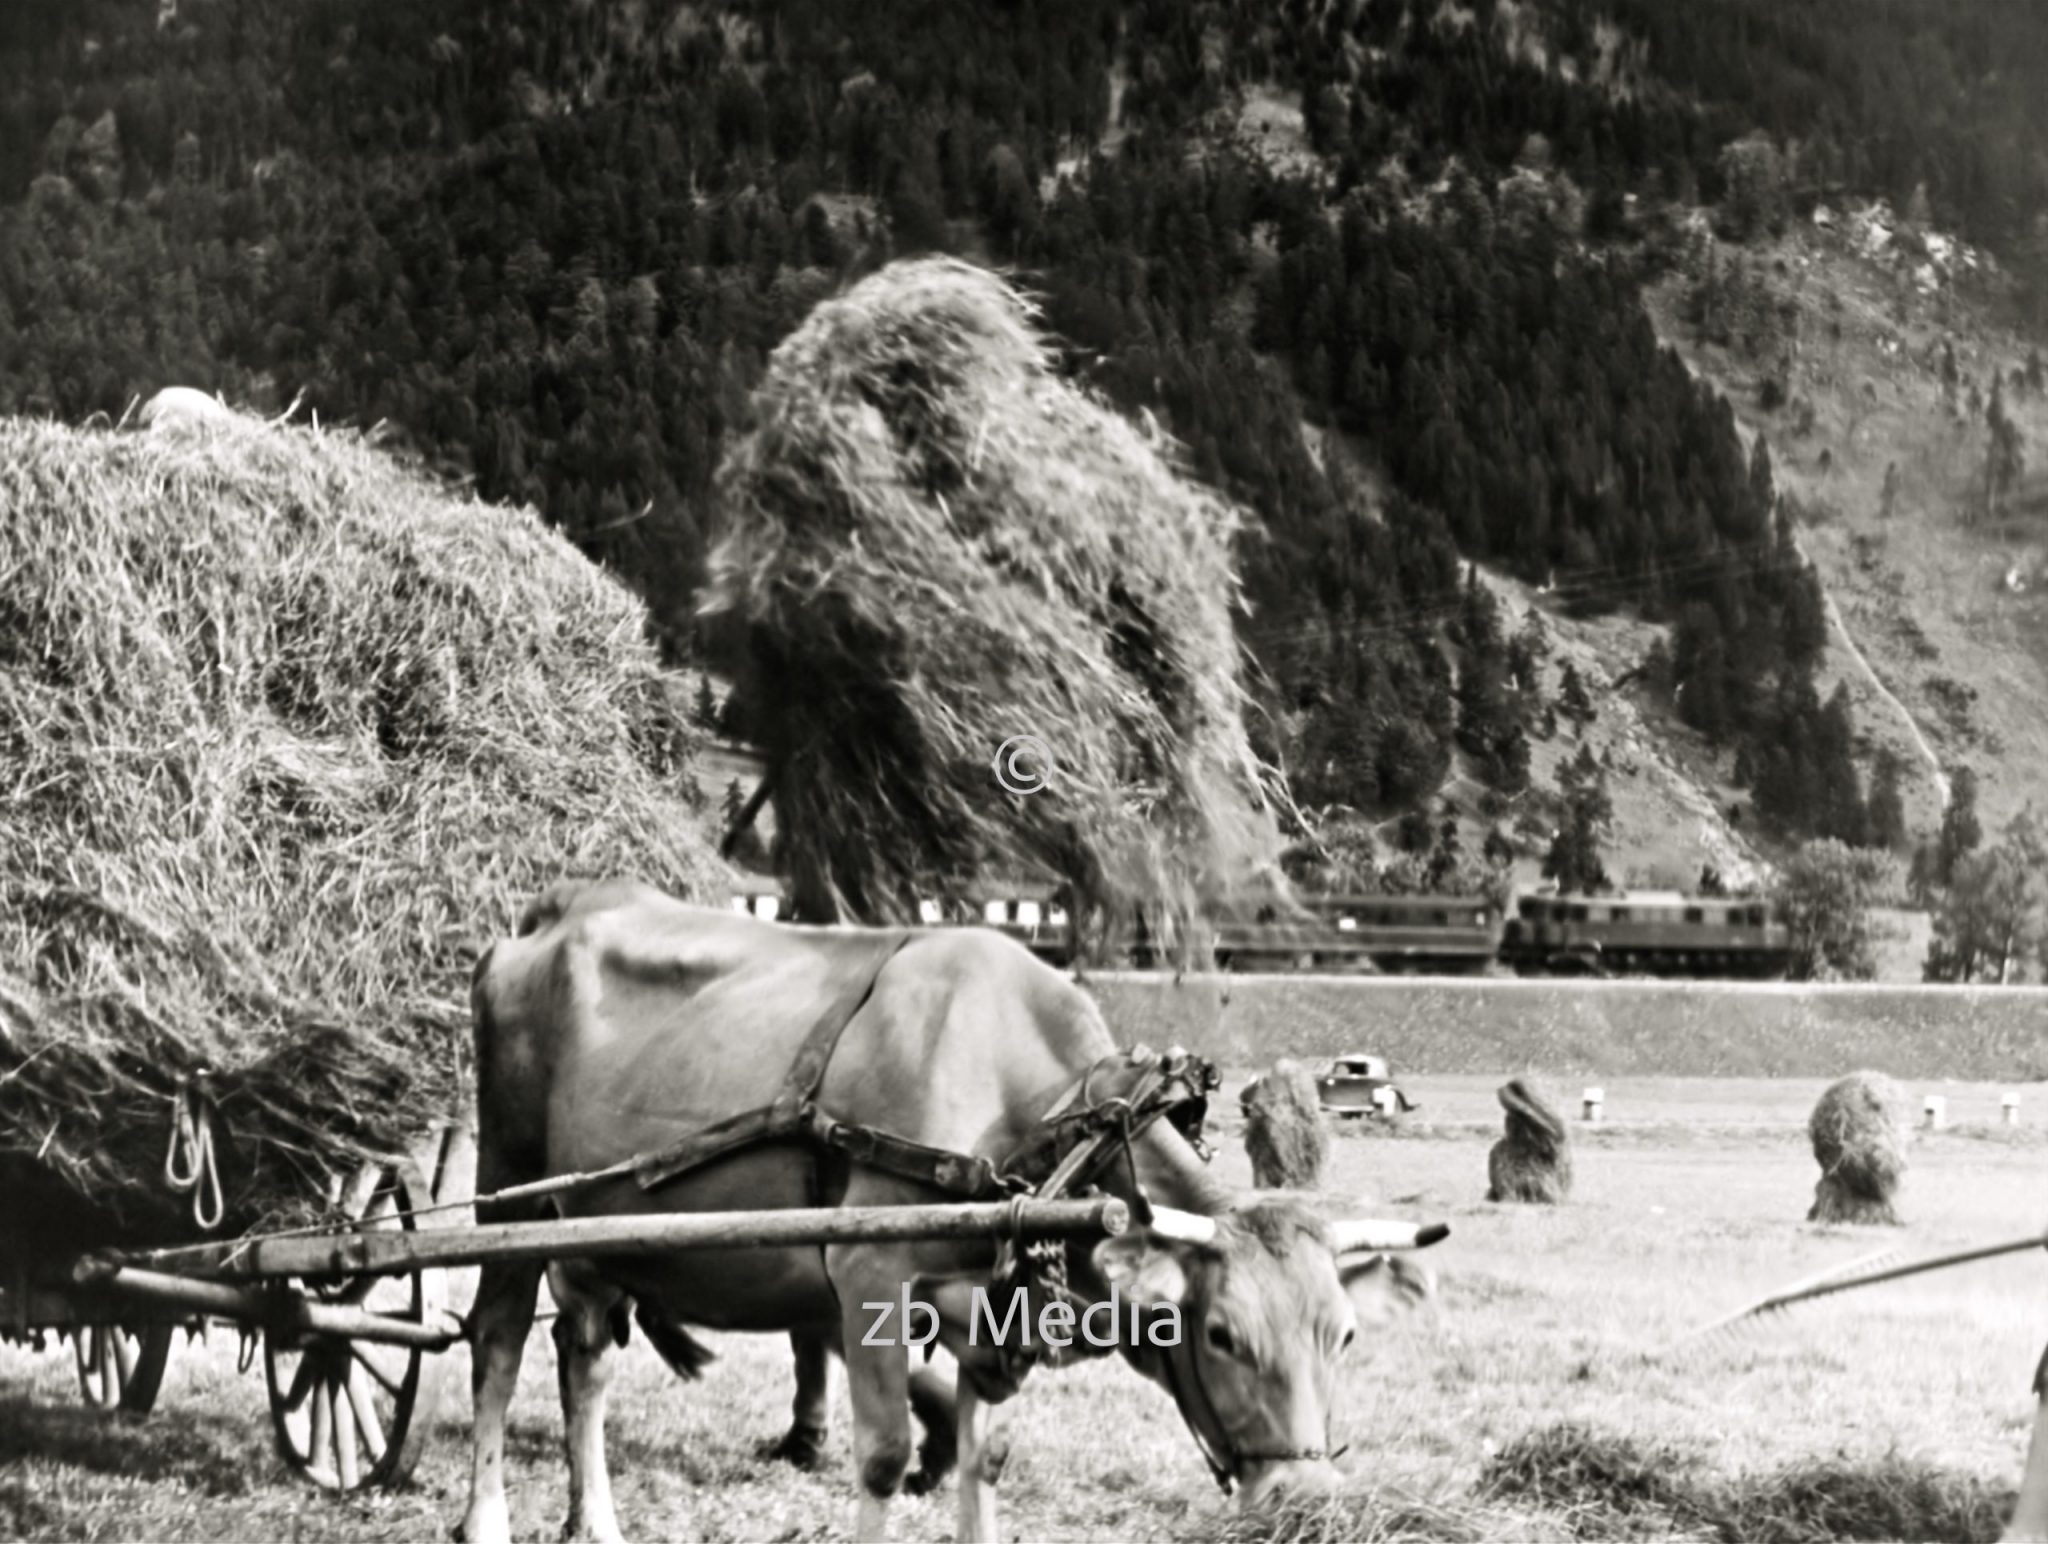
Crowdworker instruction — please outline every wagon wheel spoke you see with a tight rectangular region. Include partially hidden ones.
[73,1328,97,1396]
[306,1374,336,1487]
[113,1328,138,1388]
[338,1163,382,1221]
[331,1379,361,1491]
[352,1344,406,1398]
[281,1349,319,1414]
[97,1328,119,1403]
[346,1363,388,1463]
[359,1190,399,1230]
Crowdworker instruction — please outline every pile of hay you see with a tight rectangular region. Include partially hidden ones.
[1807,1070,1908,1225]
[700,257,1286,954]
[0,412,728,1251]
[1240,1060,1328,1190]
[1486,1079,1572,1205]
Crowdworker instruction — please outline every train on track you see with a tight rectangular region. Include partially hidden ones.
[727,883,1797,981]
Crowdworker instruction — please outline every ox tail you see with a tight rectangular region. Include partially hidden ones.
[634,1301,719,1381]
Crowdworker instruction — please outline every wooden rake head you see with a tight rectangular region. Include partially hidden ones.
[1643,1227,2048,1365]
[1644,1246,1907,1363]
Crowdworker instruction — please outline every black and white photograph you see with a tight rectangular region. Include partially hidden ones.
[4,1,2048,1540]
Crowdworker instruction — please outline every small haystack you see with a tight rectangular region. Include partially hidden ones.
[1487,1078,1572,1204]
[1240,1060,1328,1190]
[0,410,728,1252]
[700,257,1286,955]
[1807,1071,1907,1225]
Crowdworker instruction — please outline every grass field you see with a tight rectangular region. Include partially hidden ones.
[5,1072,2046,1543]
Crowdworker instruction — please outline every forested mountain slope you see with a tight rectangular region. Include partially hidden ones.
[5,0,2045,895]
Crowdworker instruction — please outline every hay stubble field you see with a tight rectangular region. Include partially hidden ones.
[4,1073,2044,1544]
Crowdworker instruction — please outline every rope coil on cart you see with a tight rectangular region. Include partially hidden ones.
[163,1076,224,1232]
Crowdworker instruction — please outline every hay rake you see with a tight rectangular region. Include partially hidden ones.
[1650,1228,2048,1361]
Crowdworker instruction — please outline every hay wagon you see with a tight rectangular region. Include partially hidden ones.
[0,1118,1133,1496]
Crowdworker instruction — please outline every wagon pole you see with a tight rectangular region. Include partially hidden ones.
[81,1196,1135,1284]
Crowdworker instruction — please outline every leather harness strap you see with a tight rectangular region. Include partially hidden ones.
[631,931,920,1193]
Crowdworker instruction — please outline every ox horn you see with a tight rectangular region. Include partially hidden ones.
[1145,1206,1220,1245]
[1329,1219,1451,1253]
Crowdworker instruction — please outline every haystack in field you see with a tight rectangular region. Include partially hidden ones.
[699,257,1286,958]
[1240,1060,1328,1190]
[1807,1071,1907,1225]
[1487,1078,1572,1204]
[0,410,728,1252]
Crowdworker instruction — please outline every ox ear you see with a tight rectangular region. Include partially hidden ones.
[1091,1232,1190,1306]
[1338,1252,1437,1327]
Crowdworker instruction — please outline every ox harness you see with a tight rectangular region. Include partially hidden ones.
[606,933,1325,1493]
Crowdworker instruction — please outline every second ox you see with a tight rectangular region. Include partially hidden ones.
[457,877,1444,1544]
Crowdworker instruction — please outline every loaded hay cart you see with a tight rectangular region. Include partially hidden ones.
[0,1106,1140,1496]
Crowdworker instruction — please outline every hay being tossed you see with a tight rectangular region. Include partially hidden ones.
[1807,1070,1907,1225]
[0,411,727,1252]
[700,257,1285,952]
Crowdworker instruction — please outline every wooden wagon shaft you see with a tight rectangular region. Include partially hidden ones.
[67,1263,464,1350]
[96,1196,1133,1281]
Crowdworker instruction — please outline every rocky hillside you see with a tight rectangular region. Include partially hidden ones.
[1642,202,2048,846]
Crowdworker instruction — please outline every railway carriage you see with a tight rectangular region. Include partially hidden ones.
[729,878,1792,979]
[1498,891,1794,979]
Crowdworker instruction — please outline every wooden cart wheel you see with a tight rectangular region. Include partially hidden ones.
[72,1322,174,1414]
[263,1160,450,1492]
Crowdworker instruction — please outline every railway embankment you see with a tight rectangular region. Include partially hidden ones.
[1087,971,2048,1082]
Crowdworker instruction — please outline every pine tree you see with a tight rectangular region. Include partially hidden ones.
[1543,744,1612,894]
[1425,815,1463,891]
[1936,766,1983,886]
[691,674,719,731]
[1559,660,1596,733]
[1867,751,1908,850]
[1396,808,1434,855]
[1506,609,1550,694]
[1986,375,2026,519]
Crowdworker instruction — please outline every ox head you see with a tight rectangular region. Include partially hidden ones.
[1091,1198,1444,1510]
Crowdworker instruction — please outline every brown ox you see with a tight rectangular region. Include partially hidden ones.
[457,878,1439,1544]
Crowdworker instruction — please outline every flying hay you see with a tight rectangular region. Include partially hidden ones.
[1807,1071,1907,1225]
[1240,1060,1328,1190]
[0,412,727,1252]
[1488,1078,1572,1205]
[699,257,1286,955]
